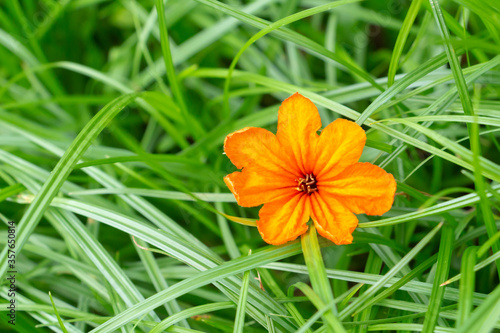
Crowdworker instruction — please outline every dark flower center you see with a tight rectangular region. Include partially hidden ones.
[296,173,318,194]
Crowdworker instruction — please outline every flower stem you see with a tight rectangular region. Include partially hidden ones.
[301,224,345,332]
[301,224,337,312]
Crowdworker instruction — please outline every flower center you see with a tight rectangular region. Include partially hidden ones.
[295,173,318,194]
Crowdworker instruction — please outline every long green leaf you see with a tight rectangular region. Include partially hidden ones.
[0,93,139,281]
[456,246,477,327]
[422,225,454,332]
[233,266,251,333]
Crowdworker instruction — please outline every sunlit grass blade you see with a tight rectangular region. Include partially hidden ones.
[133,237,187,327]
[258,268,309,332]
[351,255,437,316]
[442,248,500,287]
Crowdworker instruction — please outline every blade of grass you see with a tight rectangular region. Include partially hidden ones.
[155,0,204,138]
[387,0,424,86]
[133,237,188,327]
[358,183,500,228]
[456,246,477,328]
[258,268,309,332]
[429,0,500,276]
[149,302,234,333]
[339,222,443,319]
[0,93,140,281]
[233,262,251,333]
[222,0,361,116]
[421,224,454,332]
[291,282,346,333]
[301,224,336,314]
[49,291,69,333]
[193,0,382,90]
[69,188,236,202]
[456,283,500,333]
[0,183,24,203]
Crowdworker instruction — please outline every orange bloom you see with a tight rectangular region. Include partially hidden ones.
[224,93,396,245]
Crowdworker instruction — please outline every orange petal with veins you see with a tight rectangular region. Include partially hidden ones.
[313,118,366,180]
[257,193,311,245]
[310,192,358,245]
[224,170,296,207]
[276,93,321,174]
[224,126,300,178]
[319,162,396,215]
[224,126,301,207]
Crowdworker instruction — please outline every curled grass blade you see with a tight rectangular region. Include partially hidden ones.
[387,0,424,86]
[193,0,381,90]
[222,0,361,116]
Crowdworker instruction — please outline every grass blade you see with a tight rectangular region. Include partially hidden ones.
[301,224,336,314]
[456,246,477,327]
[0,93,139,281]
[421,224,454,332]
[233,262,251,333]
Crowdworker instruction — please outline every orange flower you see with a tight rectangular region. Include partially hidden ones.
[224,93,396,245]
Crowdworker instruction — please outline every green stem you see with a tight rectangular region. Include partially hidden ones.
[301,224,336,313]
[302,225,346,332]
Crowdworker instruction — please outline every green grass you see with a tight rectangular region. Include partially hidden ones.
[0,0,500,332]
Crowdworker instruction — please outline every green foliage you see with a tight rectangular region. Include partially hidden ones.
[0,0,499,332]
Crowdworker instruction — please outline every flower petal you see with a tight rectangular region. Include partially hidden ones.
[319,162,396,215]
[313,118,366,179]
[224,126,301,207]
[224,126,300,178]
[257,193,311,245]
[276,93,321,174]
[224,171,296,207]
[310,193,358,245]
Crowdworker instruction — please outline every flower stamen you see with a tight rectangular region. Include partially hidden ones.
[296,173,318,194]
